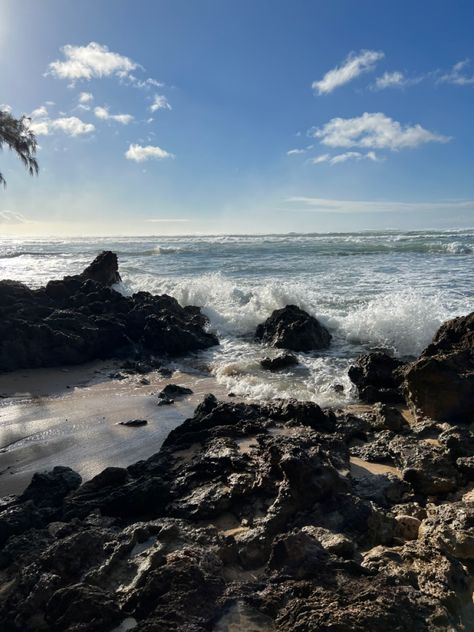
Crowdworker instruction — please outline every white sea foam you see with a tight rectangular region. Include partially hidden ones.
[123,267,471,359]
[126,272,319,337]
[338,289,452,356]
[443,241,473,254]
[2,232,472,404]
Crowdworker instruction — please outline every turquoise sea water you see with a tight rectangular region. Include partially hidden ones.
[1,230,472,405]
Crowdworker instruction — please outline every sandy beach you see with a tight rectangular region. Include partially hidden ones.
[0,362,230,496]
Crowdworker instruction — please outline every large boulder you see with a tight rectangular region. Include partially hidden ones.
[0,252,218,372]
[348,351,406,403]
[20,466,82,508]
[255,304,331,351]
[404,312,473,423]
[260,352,298,371]
[76,250,121,285]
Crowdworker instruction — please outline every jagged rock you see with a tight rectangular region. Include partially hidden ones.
[395,514,421,540]
[301,525,355,558]
[20,466,82,508]
[258,568,454,631]
[158,384,193,398]
[351,467,412,508]
[294,492,396,549]
[1,395,474,630]
[438,425,474,459]
[262,398,336,432]
[362,541,474,622]
[456,456,474,480]
[0,501,55,547]
[419,502,474,560]
[404,311,474,423]
[76,250,122,285]
[368,403,408,432]
[64,467,169,519]
[393,438,460,496]
[267,529,329,578]
[260,353,298,371]
[45,583,122,631]
[349,352,406,404]
[0,253,218,372]
[255,304,331,351]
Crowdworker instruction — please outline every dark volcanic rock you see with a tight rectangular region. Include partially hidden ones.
[260,352,298,371]
[159,384,193,398]
[20,466,82,508]
[349,351,406,404]
[76,250,122,286]
[255,304,331,351]
[368,403,408,432]
[2,391,474,631]
[404,311,474,423]
[0,252,218,372]
[45,583,122,631]
[120,419,148,427]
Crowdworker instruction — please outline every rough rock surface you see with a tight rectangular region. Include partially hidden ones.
[158,384,193,399]
[255,304,331,351]
[260,353,299,371]
[348,351,406,404]
[1,392,474,631]
[404,311,474,423]
[0,252,218,371]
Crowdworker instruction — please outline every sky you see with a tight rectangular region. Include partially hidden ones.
[1,0,474,235]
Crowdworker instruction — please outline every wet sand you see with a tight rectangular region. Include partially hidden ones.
[0,361,229,496]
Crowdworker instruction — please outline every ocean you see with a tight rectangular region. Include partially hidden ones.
[1,229,472,407]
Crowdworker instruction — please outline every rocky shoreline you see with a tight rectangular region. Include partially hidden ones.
[0,253,473,631]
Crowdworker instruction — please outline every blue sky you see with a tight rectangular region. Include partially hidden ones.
[1,0,474,235]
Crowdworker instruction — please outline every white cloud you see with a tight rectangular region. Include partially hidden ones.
[29,120,50,136]
[0,210,30,224]
[28,107,95,137]
[440,59,474,86]
[79,92,94,103]
[285,197,474,213]
[0,104,12,113]
[50,117,95,136]
[373,71,422,90]
[311,112,450,150]
[48,42,138,82]
[312,49,384,95]
[310,151,379,165]
[30,106,49,119]
[150,95,171,112]
[143,78,164,88]
[374,71,404,89]
[94,106,133,124]
[287,148,306,155]
[311,154,331,164]
[125,143,174,162]
[127,76,164,90]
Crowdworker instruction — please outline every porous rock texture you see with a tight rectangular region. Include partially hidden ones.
[404,311,473,423]
[2,393,474,631]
